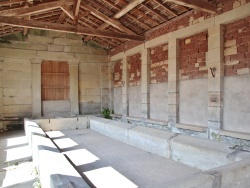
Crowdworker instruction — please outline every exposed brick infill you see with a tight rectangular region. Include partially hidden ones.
[128,53,142,86]
[179,31,208,80]
[224,16,250,76]
[113,60,123,87]
[150,44,168,83]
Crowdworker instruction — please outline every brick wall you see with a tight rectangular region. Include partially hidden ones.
[113,60,123,87]
[179,32,208,80]
[128,53,141,86]
[110,0,248,56]
[150,44,168,83]
[224,16,250,76]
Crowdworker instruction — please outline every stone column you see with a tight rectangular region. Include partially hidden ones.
[69,59,79,115]
[31,58,42,117]
[122,55,129,117]
[168,39,180,128]
[207,25,224,139]
[141,48,150,119]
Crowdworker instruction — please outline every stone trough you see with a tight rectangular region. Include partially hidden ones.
[25,116,250,188]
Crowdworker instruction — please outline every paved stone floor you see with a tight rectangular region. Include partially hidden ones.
[47,129,200,188]
[0,130,36,188]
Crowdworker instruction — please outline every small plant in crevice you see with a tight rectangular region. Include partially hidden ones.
[211,132,222,141]
[33,179,41,188]
[101,107,113,119]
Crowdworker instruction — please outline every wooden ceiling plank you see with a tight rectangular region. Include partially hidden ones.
[0,16,145,41]
[60,5,74,20]
[82,3,135,35]
[163,0,216,13]
[113,0,146,19]
[0,0,74,16]
[0,0,26,7]
[139,3,168,20]
[153,0,178,16]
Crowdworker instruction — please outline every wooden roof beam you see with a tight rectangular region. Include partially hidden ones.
[113,0,146,19]
[102,0,151,30]
[74,0,81,24]
[163,0,216,13]
[0,16,145,41]
[0,0,74,16]
[82,3,135,34]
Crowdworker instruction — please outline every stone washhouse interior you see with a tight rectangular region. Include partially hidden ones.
[0,0,250,187]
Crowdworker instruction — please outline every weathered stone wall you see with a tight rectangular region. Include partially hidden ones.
[150,83,168,121]
[179,79,208,127]
[0,30,108,131]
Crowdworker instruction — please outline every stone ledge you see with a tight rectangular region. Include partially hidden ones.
[220,130,250,140]
[176,123,207,132]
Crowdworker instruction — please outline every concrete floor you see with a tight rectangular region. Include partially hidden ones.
[0,130,36,188]
[47,129,200,188]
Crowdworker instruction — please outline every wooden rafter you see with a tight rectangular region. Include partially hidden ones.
[0,0,74,16]
[113,0,146,19]
[58,12,67,23]
[82,3,135,35]
[0,16,145,41]
[163,0,216,13]
[60,5,74,20]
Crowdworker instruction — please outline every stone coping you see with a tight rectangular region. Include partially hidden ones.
[176,123,207,132]
[220,130,250,140]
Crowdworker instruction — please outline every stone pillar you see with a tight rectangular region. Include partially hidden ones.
[207,25,224,139]
[31,58,42,117]
[0,57,3,130]
[168,39,180,128]
[122,55,129,117]
[108,60,114,110]
[69,60,79,116]
[141,48,150,119]
[100,64,109,109]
